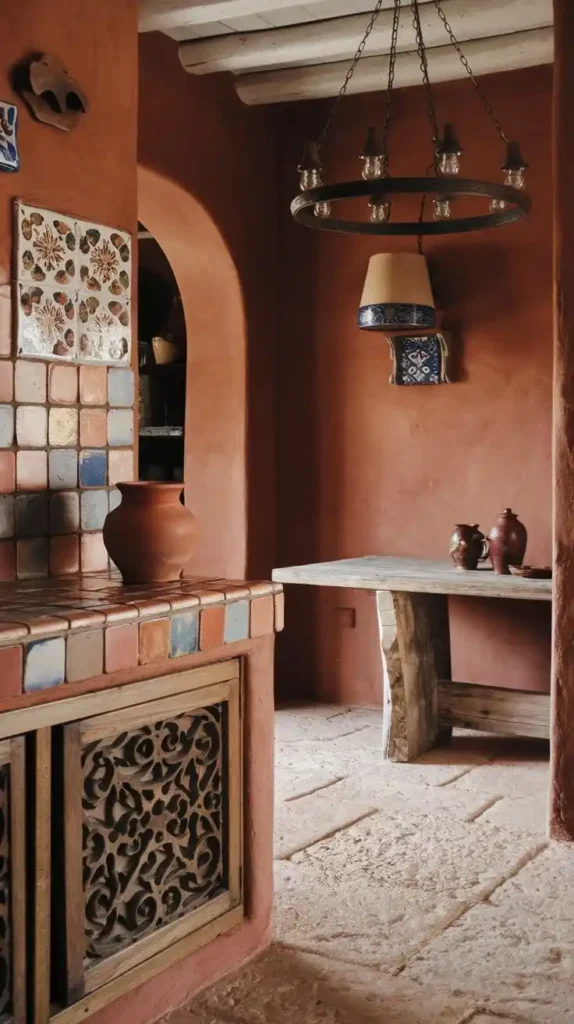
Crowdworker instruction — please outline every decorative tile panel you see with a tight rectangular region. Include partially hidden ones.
[0,101,19,172]
[15,202,132,365]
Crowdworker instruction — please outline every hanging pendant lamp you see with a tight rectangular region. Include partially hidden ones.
[291,0,531,239]
[359,253,435,330]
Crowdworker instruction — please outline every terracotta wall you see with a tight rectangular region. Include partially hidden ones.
[276,65,553,703]
[138,33,279,581]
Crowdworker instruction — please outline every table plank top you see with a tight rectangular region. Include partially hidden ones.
[272,555,552,601]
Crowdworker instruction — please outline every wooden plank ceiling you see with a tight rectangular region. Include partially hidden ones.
[139,0,554,104]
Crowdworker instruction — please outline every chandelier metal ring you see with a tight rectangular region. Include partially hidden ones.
[291,177,531,236]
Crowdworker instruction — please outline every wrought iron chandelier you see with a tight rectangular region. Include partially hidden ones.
[291,0,531,237]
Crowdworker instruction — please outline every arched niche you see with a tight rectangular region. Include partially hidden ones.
[137,165,247,579]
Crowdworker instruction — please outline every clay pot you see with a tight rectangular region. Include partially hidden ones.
[449,523,488,570]
[103,482,196,583]
[488,508,527,575]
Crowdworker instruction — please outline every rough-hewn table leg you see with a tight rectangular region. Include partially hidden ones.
[376,590,451,762]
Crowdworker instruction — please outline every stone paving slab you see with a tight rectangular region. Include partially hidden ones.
[275,767,342,803]
[475,793,549,836]
[403,844,574,1023]
[448,762,550,800]
[189,944,471,1024]
[275,787,376,858]
[274,810,543,969]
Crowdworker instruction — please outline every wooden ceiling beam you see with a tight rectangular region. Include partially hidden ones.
[235,26,553,104]
[139,0,431,32]
[178,0,552,75]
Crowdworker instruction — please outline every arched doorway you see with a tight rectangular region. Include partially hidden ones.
[137,166,247,579]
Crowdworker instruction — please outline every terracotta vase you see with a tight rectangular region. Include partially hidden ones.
[103,482,196,583]
[488,508,527,575]
[449,523,488,570]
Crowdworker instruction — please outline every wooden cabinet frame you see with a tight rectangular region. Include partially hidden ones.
[0,735,26,1024]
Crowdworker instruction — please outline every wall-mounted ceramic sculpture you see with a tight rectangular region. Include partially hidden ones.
[13,54,88,132]
[387,331,450,385]
[15,201,131,363]
[0,102,19,172]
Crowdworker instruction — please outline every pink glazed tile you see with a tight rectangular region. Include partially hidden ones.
[0,362,13,402]
[14,361,46,403]
[16,451,48,491]
[49,364,78,405]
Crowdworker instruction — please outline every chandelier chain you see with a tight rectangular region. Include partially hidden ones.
[318,0,386,150]
[381,0,402,166]
[433,0,509,143]
[411,0,440,151]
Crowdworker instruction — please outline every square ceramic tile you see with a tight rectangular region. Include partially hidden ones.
[0,496,14,539]
[0,285,10,357]
[108,367,134,407]
[0,541,15,581]
[66,629,104,683]
[108,409,133,446]
[49,407,78,446]
[77,220,131,301]
[79,365,107,405]
[250,595,274,637]
[78,292,130,363]
[49,491,80,535]
[80,532,108,572]
[16,450,48,491]
[0,452,14,491]
[79,450,107,488]
[0,405,14,448]
[199,604,225,650]
[0,646,23,699]
[139,618,170,665]
[0,102,19,173]
[16,537,49,579]
[49,535,80,576]
[108,449,133,485]
[49,364,78,404]
[105,622,138,673]
[16,405,47,447]
[16,204,77,287]
[108,488,121,511]
[0,362,13,402]
[224,599,250,643]
[14,359,46,403]
[79,407,107,447]
[80,489,108,531]
[17,283,77,360]
[170,611,199,658]
[24,636,65,691]
[49,449,78,490]
[15,493,48,538]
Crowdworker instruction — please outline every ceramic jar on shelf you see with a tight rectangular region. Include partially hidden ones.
[488,508,527,575]
[103,482,196,583]
[449,524,489,570]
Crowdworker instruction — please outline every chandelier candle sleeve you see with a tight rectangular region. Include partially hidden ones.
[358,253,435,330]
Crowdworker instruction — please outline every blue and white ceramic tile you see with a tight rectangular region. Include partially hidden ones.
[79,450,107,488]
[170,611,199,658]
[0,102,19,172]
[24,637,66,692]
[224,600,250,643]
[388,332,450,386]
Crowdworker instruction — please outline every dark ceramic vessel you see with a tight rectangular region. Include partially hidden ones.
[449,523,488,570]
[488,508,527,575]
[103,482,196,583]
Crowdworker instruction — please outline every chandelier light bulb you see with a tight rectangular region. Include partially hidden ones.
[490,197,506,213]
[314,201,332,219]
[299,167,321,191]
[505,167,525,190]
[369,199,391,224]
[438,151,460,176]
[433,197,453,221]
[436,123,463,178]
[360,126,385,181]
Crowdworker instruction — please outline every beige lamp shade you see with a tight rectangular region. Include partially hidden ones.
[358,252,435,330]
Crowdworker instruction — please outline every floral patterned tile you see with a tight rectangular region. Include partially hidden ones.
[17,283,77,360]
[16,203,77,287]
[76,221,131,303]
[78,293,130,364]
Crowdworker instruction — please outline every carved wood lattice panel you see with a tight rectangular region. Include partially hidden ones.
[81,704,226,968]
[0,765,10,1019]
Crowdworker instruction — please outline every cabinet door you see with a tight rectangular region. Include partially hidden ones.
[0,737,26,1024]
[58,668,242,1009]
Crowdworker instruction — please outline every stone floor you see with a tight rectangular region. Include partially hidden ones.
[165,704,574,1024]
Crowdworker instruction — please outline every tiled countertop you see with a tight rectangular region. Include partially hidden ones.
[0,572,283,697]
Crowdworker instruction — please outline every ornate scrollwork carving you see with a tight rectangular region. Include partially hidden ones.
[82,705,226,966]
[0,766,11,1017]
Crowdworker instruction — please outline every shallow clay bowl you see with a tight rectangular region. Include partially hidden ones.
[509,565,552,579]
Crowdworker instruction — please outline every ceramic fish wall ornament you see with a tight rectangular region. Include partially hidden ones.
[13,53,88,132]
[0,102,19,172]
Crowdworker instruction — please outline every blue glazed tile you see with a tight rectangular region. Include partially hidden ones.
[108,409,133,447]
[24,637,65,692]
[79,449,107,488]
[0,405,14,448]
[224,600,250,644]
[0,102,19,173]
[49,450,78,490]
[170,611,198,658]
[81,489,108,530]
[108,368,134,408]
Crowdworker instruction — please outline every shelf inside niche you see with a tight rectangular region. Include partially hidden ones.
[139,426,184,438]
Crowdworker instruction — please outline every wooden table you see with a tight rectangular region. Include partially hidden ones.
[272,556,552,762]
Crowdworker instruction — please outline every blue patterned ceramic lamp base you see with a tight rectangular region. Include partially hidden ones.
[358,302,435,330]
[387,332,450,386]
[0,103,19,172]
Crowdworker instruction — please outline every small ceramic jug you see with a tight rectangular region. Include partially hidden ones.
[449,524,489,570]
[488,508,527,575]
